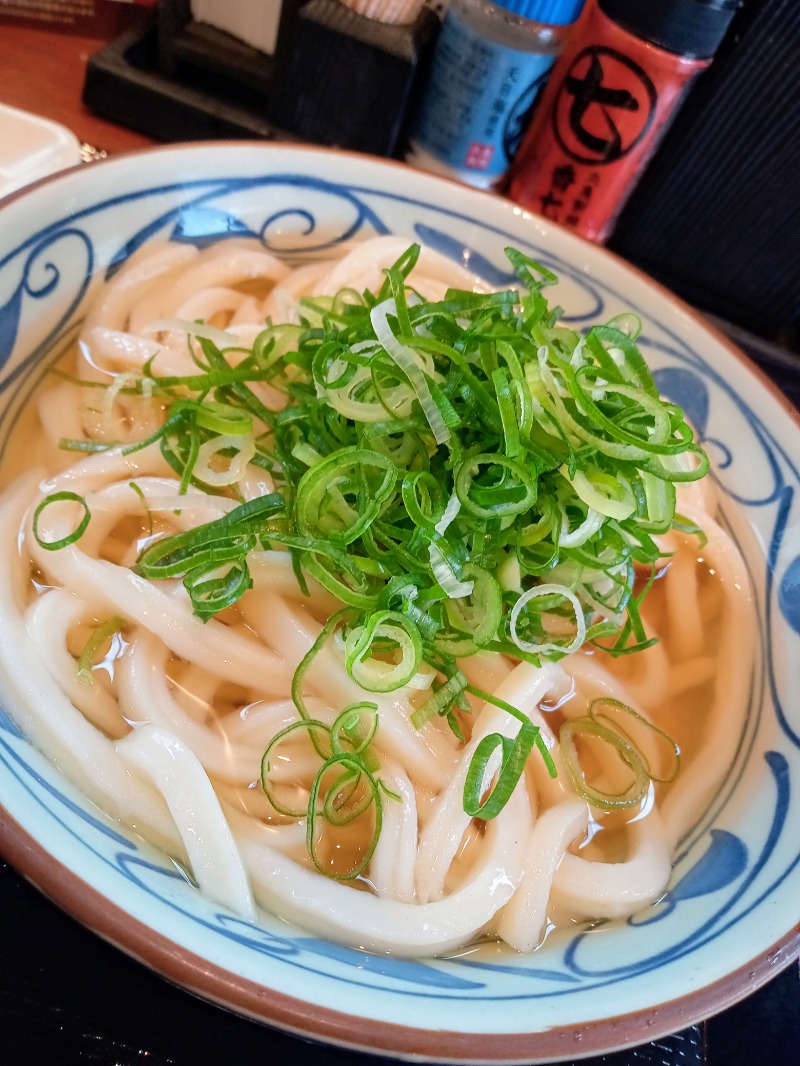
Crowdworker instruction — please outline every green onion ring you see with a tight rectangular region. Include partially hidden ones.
[32,491,91,551]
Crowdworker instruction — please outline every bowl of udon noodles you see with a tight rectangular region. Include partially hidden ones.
[0,143,797,1063]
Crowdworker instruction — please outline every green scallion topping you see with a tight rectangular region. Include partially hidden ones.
[32,491,91,551]
[260,703,386,879]
[47,243,707,872]
[76,616,127,685]
[560,697,680,811]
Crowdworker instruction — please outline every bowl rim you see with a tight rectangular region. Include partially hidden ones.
[2,802,798,1062]
[5,136,798,430]
[0,140,798,1062]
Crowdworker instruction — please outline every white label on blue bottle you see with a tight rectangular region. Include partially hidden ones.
[410,13,557,181]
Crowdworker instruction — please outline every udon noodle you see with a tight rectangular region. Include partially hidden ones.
[0,236,754,956]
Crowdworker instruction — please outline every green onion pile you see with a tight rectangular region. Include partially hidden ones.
[39,244,708,873]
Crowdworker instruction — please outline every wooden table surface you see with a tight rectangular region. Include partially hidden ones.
[0,15,156,153]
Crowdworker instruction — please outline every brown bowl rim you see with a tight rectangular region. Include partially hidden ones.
[2,802,798,1063]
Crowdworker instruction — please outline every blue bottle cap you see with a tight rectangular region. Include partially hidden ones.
[493,0,587,26]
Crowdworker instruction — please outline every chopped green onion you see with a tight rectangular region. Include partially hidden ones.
[32,491,91,551]
[344,610,422,692]
[561,715,649,811]
[672,513,708,546]
[41,242,709,873]
[371,299,450,444]
[463,717,542,819]
[307,751,383,879]
[295,447,397,546]
[560,698,679,810]
[509,583,587,657]
[454,453,538,520]
[588,697,680,784]
[76,615,127,685]
[411,669,468,729]
[260,704,388,879]
[129,481,153,537]
[261,719,332,818]
[142,317,240,349]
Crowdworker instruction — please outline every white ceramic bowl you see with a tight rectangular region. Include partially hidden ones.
[0,144,798,1063]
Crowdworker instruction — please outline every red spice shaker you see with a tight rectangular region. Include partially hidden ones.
[507,0,740,242]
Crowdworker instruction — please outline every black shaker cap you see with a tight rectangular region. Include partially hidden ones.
[598,0,741,59]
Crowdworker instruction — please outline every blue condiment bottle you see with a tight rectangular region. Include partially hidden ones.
[406,0,586,188]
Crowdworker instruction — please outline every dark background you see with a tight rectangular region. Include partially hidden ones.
[609,0,800,352]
